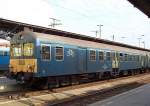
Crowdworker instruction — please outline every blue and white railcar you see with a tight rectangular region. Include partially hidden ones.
[0,39,10,74]
[9,31,150,87]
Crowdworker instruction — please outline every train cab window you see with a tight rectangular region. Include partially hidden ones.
[106,52,111,61]
[12,44,22,57]
[89,50,96,61]
[23,43,34,56]
[55,46,64,61]
[99,51,104,61]
[41,45,51,60]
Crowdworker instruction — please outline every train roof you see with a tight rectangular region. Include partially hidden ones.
[18,32,147,55]
[0,38,10,47]
[0,47,9,51]
[0,18,150,52]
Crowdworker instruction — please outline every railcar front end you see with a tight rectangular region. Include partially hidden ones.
[9,32,37,82]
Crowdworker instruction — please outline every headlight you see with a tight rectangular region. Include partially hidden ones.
[9,64,13,68]
[0,86,5,90]
[27,64,31,68]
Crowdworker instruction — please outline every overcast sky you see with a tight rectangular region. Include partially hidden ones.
[0,0,150,48]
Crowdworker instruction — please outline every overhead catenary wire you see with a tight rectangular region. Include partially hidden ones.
[40,1,148,47]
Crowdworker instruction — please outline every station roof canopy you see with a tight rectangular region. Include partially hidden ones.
[0,18,150,52]
[128,0,150,18]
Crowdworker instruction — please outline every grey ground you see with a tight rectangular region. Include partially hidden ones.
[89,83,150,106]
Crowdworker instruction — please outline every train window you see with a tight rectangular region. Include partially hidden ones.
[139,55,141,60]
[89,50,96,61]
[131,55,133,61]
[12,44,22,57]
[106,52,111,61]
[0,51,3,56]
[130,55,132,61]
[124,54,128,61]
[99,51,104,61]
[119,53,123,61]
[132,55,135,61]
[23,43,34,56]
[41,45,51,60]
[4,51,8,56]
[136,55,138,61]
[55,46,64,61]
[128,55,132,61]
[135,55,137,61]
[128,55,130,61]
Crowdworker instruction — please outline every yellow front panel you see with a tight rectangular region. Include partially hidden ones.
[10,59,37,73]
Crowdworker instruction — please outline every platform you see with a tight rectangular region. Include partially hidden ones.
[0,77,16,85]
[0,77,17,92]
[89,83,150,106]
[0,74,149,106]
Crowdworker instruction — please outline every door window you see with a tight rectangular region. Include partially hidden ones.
[55,46,64,61]
[41,44,51,60]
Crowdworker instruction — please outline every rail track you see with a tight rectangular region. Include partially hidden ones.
[0,71,150,105]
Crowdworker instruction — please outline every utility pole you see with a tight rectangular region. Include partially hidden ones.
[137,38,141,47]
[49,18,62,28]
[97,24,103,38]
[91,30,98,38]
[112,34,115,41]
[137,35,144,47]
[142,41,145,48]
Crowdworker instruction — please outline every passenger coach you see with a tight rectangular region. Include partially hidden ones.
[0,39,10,75]
[9,30,150,88]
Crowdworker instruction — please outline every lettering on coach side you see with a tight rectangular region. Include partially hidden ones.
[67,49,75,57]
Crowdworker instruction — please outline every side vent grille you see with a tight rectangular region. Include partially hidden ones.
[18,60,25,65]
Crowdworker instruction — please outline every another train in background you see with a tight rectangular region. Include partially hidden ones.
[0,39,10,75]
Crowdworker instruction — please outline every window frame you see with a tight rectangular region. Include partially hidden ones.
[55,46,64,61]
[12,44,22,57]
[4,51,8,56]
[98,51,104,61]
[106,52,111,61]
[41,44,51,61]
[124,54,128,61]
[89,49,96,61]
[132,55,136,61]
[0,51,4,56]
[119,53,123,61]
[23,43,34,57]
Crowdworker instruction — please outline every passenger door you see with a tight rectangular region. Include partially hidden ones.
[40,44,51,76]
[112,52,119,69]
[78,48,87,73]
